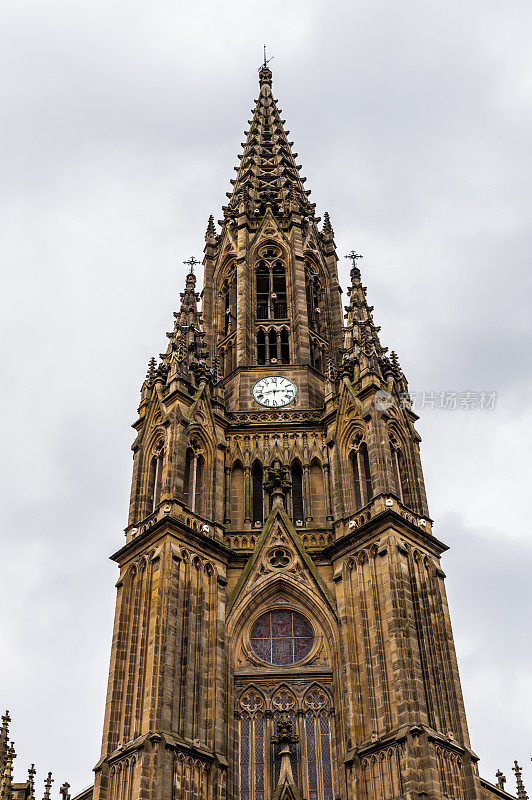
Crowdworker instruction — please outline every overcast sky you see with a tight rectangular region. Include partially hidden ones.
[1,0,531,796]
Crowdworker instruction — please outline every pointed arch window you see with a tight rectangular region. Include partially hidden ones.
[257,329,266,365]
[251,461,264,526]
[290,460,304,523]
[237,630,336,800]
[221,266,236,335]
[268,328,278,363]
[280,329,290,364]
[255,245,288,321]
[391,442,411,507]
[349,437,373,511]
[183,443,205,514]
[311,338,324,373]
[148,441,164,512]
[306,263,323,333]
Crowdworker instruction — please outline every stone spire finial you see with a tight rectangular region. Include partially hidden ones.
[513,761,529,800]
[0,741,15,800]
[27,764,36,798]
[322,211,334,237]
[42,772,53,800]
[59,782,71,800]
[146,356,157,383]
[205,214,216,239]
[0,712,10,775]
[496,770,506,792]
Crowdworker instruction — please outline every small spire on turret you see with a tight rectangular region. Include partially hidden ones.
[390,351,402,379]
[1,741,15,800]
[513,761,529,800]
[322,211,334,237]
[146,357,157,383]
[205,214,216,240]
[28,763,36,798]
[42,771,53,800]
[0,712,10,775]
[496,770,506,792]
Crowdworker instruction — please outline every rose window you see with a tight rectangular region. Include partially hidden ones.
[250,610,314,665]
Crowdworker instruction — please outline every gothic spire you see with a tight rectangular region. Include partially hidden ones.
[513,761,529,800]
[341,250,388,380]
[0,741,15,800]
[0,712,9,777]
[27,763,36,798]
[223,66,315,220]
[160,258,213,387]
[42,772,53,800]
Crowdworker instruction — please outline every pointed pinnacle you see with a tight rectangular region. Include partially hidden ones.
[42,771,54,800]
[513,761,529,800]
[206,214,216,239]
[322,211,334,235]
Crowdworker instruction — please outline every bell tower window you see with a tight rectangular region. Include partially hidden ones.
[255,246,288,321]
[256,327,290,366]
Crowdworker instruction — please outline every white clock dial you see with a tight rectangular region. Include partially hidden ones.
[252,376,298,408]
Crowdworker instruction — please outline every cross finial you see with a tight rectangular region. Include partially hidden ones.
[183,256,200,275]
[345,251,363,268]
[345,251,363,282]
[42,771,54,800]
[27,763,36,796]
[261,44,273,70]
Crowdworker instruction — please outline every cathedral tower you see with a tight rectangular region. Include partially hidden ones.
[92,65,487,800]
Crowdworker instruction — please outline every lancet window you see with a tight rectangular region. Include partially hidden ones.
[183,441,205,514]
[290,460,304,523]
[310,338,325,373]
[220,264,237,336]
[305,262,323,334]
[147,440,164,513]
[390,439,411,507]
[255,245,288,320]
[251,461,264,526]
[349,435,373,511]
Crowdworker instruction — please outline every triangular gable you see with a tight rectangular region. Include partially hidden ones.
[248,207,291,254]
[184,381,224,447]
[227,506,337,618]
[131,383,171,451]
[331,377,364,443]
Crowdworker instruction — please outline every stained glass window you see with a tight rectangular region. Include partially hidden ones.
[250,611,314,665]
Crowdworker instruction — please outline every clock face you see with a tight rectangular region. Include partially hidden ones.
[252,376,297,408]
